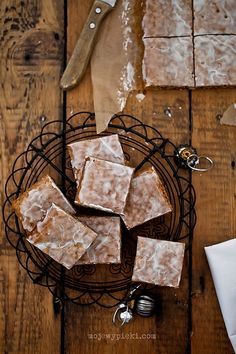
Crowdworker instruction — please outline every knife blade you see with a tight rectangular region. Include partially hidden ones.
[60,0,117,90]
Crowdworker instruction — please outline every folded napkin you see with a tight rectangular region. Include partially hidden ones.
[205,238,236,353]
[220,103,236,126]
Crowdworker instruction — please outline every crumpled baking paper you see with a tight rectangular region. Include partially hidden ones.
[91,0,142,133]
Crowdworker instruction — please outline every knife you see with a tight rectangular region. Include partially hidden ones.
[60,0,117,90]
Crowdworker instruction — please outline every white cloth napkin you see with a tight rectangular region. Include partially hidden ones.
[205,238,236,353]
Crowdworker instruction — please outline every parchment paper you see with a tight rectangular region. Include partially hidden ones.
[91,0,143,133]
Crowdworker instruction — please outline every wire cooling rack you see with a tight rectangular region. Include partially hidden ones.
[3,112,196,307]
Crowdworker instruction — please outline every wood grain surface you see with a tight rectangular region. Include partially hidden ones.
[64,1,191,353]
[191,89,236,354]
[0,1,64,353]
[64,88,191,354]
[0,1,235,354]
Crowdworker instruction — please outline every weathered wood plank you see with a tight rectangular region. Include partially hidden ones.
[191,88,236,354]
[66,0,94,116]
[65,91,189,354]
[0,0,64,352]
[65,90,191,354]
[65,1,191,352]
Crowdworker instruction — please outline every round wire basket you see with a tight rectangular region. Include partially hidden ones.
[3,112,196,307]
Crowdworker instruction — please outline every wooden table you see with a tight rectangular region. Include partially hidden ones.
[0,1,235,353]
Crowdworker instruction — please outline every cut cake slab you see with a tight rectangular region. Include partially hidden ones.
[132,237,185,287]
[28,204,98,270]
[12,175,75,233]
[75,157,134,215]
[68,134,125,186]
[76,216,121,264]
[122,166,172,230]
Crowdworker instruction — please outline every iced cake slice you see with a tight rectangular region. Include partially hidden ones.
[142,0,192,37]
[142,37,194,87]
[122,166,172,229]
[194,0,236,35]
[132,237,185,287]
[76,216,121,264]
[194,35,236,86]
[28,204,98,270]
[12,175,75,233]
[75,157,134,215]
[68,134,125,186]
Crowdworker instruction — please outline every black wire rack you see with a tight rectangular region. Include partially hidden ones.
[3,112,196,307]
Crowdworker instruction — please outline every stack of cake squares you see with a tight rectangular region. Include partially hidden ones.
[12,134,185,288]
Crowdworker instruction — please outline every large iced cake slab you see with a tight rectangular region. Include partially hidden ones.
[142,0,236,87]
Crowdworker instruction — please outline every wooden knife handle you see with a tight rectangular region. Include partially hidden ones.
[60,0,113,90]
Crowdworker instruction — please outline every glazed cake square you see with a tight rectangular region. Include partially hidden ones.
[75,157,134,215]
[68,134,125,186]
[28,204,98,270]
[194,35,236,86]
[194,0,236,35]
[132,237,185,287]
[12,175,75,233]
[142,37,194,87]
[143,0,192,37]
[76,216,121,264]
[122,166,172,230]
